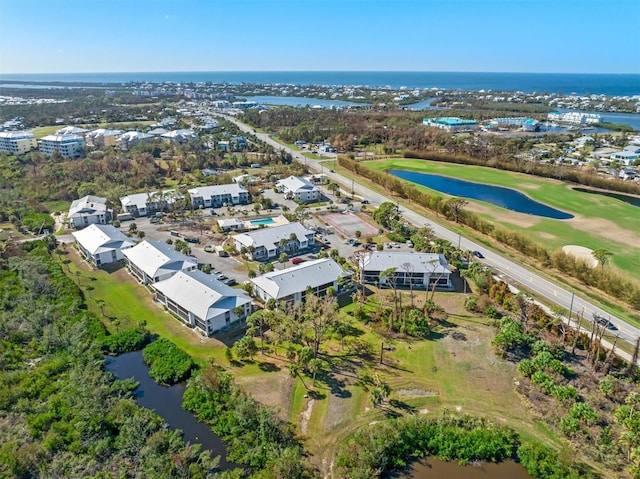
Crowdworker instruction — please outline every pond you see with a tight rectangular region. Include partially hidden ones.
[105,351,239,471]
[390,169,574,220]
[573,187,640,208]
[396,457,534,479]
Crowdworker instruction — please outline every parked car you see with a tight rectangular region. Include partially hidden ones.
[361,200,370,204]
[216,273,228,281]
[210,209,217,215]
[472,250,484,259]
[224,278,237,286]
[406,240,414,248]
[291,257,304,265]
[185,237,200,244]
[204,244,215,253]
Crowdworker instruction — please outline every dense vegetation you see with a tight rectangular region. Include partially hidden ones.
[142,338,195,385]
[0,242,222,478]
[338,155,640,309]
[99,327,152,355]
[478,276,640,477]
[183,366,318,477]
[334,413,597,479]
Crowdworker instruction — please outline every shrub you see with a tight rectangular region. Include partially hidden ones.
[142,339,194,385]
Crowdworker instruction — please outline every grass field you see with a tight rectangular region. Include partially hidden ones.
[57,246,611,476]
[364,158,640,280]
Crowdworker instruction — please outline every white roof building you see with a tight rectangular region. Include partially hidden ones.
[362,252,452,288]
[217,218,245,231]
[0,131,37,155]
[154,270,252,335]
[122,240,197,284]
[120,190,181,217]
[251,258,344,307]
[56,126,88,136]
[39,134,85,158]
[275,176,321,203]
[188,183,249,207]
[86,128,123,147]
[68,195,111,228]
[161,129,197,143]
[233,222,315,261]
[72,224,135,267]
[117,131,154,150]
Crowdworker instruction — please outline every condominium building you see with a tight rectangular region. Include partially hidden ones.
[39,134,86,158]
[0,131,37,155]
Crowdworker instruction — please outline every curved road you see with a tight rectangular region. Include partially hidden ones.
[221,114,640,347]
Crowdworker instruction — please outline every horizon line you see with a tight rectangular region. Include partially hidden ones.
[2,70,639,76]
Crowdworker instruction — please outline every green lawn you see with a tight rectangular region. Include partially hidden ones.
[364,158,640,279]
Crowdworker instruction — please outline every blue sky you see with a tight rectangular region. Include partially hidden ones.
[1,0,639,74]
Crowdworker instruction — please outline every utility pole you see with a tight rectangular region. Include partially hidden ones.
[380,342,384,365]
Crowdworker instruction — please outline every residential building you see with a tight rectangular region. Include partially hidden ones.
[122,240,197,284]
[117,131,154,150]
[154,270,252,335]
[56,126,88,136]
[251,258,345,308]
[610,148,640,166]
[361,252,452,289]
[233,222,315,261]
[161,129,197,143]
[72,224,135,267]
[488,117,539,132]
[0,131,37,155]
[39,134,85,158]
[423,117,477,132]
[547,111,601,125]
[68,195,111,228]
[86,129,123,148]
[188,184,249,208]
[275,176,321,203]
[120,190,182,217]
[217,218,245,232]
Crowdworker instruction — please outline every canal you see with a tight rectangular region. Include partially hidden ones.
[105,351,239,471]
[390,169,574,219]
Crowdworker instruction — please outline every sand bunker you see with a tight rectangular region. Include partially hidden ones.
[562,245,598,268]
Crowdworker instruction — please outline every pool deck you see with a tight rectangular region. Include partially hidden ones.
[243,215,289,230]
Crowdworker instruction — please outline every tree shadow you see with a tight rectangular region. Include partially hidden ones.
[318,371,352,399]
[388,398,417,414]
[258,361,280,372]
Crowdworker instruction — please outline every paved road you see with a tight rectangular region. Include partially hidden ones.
[221,114,640,346]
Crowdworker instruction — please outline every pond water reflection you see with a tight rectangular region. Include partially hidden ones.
[390,169,574,219]
[396,457,534,479]
[105,351,239,471]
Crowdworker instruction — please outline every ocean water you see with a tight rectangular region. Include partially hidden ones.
[1,71,639,96]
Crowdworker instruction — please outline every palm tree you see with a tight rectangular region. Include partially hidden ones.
[592,248,613,270]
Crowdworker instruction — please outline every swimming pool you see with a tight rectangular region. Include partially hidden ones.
[250,218,275,226]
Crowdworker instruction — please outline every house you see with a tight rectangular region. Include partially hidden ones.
[121,240,197,284]
[71,224,135,267]
[188,184,249,208]
[361,252,452,289]
[423,117,477,132]
[39,134,85,158]
[251,258,345,308]
[154,270,252,335]
[217,218,245,232]
[610,148,640,166]
[275,176,321,203]
[233,222,315,261]
[68,195,112,228]
[0,131,37,155]
[120,190,181,217]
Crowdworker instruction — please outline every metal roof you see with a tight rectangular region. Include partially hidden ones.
[250,258,343,300]
[71,224,134,255]
[154,270,251,321]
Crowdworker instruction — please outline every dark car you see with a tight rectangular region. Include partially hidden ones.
[361,200,370,204]
[472,251,484,259]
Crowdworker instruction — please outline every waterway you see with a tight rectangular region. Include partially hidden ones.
[390,169,574,220]
[105,351,238,471]
[243,95,368,108]
[397,457,533,479]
